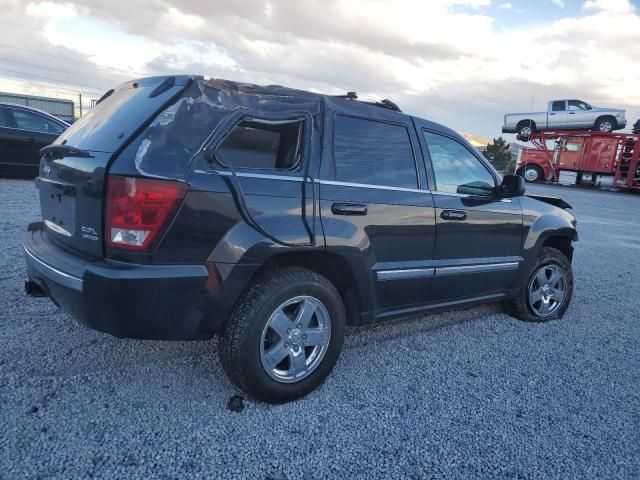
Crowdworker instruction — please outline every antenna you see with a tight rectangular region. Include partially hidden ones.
[531,91,535,111]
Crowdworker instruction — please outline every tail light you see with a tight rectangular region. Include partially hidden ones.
[106,176,186,252]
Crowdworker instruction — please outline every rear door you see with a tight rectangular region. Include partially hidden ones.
[418,128,523,300]
[320,112,436,314]
[548,100,568,128]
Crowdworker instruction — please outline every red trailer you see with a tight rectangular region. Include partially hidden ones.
[515,130,640,191]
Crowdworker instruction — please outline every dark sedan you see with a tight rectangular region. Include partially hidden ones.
[0,102,69,178]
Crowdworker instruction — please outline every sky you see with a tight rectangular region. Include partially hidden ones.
[0,0,639,139]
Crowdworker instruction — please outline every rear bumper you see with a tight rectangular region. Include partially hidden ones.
[24,222,248,340]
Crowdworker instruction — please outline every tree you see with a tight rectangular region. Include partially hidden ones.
[482,137,515,175]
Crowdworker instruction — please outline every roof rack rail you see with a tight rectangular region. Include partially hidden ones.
[333,91,358,100]
[360,99,402,112]
[332,92,402,112]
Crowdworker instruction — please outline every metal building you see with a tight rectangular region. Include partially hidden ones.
[0,92,75,123]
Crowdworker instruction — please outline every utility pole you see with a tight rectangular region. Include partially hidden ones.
[79,92,83,118]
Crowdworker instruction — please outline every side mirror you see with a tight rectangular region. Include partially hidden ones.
[499,174,525,198]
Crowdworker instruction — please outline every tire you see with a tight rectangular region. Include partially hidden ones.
[504,247,573,322]
[516,121,536,140]
[594,116,616,133]
[219,267,346,403]
[521,164,543,183]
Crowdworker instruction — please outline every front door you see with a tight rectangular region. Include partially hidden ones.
[419,129,523,301]
[567,100,593,129]
[320,112,436,314]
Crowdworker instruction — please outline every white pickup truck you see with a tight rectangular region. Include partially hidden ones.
[502,99,627,138]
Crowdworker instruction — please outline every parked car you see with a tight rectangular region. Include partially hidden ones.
[502,99,627,139]
[24,76,578,403]
[0,102,68,177]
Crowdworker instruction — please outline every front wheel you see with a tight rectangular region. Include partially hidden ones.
[594,117,616,133]
[219,267,345,403]
[505,247,573,322]
[521,164,543,183]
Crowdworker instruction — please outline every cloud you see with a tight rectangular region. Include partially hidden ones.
[0,0,639,137]
[583,0,635,14]
[499,3,513,9]
[550,0,565,8]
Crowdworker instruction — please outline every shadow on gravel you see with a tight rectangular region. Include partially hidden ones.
[346,302,504,347]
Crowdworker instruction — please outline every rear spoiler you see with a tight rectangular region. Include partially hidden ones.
[40,144,94,159]
[526,195,572,210]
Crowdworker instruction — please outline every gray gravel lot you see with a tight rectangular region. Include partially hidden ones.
[1,178,639,479]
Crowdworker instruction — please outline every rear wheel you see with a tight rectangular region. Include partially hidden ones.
[505,247,573,322]
[516,121,536,141]
[219,267,345,403]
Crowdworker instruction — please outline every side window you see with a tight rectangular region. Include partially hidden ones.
[552,101,566,112]
[423,131,495,196]
[11,109,65,134]
[568,100,589,111]
[565,143,581,152]
[333,115,417,189]
[215,118,303,170]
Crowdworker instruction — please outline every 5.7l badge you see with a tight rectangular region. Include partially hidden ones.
[80,226,99,242]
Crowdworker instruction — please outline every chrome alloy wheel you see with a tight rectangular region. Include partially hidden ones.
[598,120,613,133]
[528,264,566,317]
[260,296,331,383]
[520,126,533,136]
[524,166,540,182]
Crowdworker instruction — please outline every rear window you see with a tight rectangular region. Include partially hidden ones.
[55,77,190,153]
[215,119,303,170]
[333,115,416,189]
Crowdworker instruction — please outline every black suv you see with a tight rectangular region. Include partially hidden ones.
[24,76,577,403]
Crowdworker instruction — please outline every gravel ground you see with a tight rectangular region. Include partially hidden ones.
[1,179,639,479]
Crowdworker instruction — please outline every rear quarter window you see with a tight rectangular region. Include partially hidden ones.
[215,119,304,170]
[333,115,417,189]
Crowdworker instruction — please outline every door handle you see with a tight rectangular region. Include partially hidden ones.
[331,203,367,216]
[569,112,575,115]
[441,209,467,221]
[549,113,556,116]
